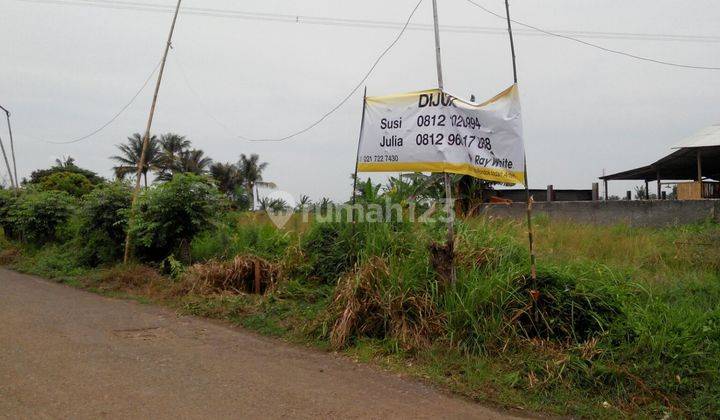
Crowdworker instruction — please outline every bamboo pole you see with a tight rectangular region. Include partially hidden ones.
[123,0,183,263]
[431,0,457,284]
[504,0,537,281]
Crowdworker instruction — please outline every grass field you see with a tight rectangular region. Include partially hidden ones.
[3,214,719,418]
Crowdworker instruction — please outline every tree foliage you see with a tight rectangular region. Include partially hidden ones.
[39,172,94,198]
[128,174,224,261]
[238,153,271,208]
[111,133,162,186]
[77,182,133,266]
[5,190,75,245]
[29,158,104,186]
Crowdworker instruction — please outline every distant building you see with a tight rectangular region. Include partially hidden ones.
[600,124,720,200]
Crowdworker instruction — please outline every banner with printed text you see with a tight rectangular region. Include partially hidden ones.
[357,84,525,185]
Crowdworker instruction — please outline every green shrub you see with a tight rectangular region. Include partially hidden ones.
[300,222,359,283]
[29,162,104,185]
[0,189,18,237]
[77,182,133,266]
[191,219,292,262]
[39,172,94,197]
[6,190,75,245]
[129,173,224,261]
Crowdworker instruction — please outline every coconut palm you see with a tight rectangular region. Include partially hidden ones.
[238,153,273,210]
[159,133,191,157]
[209,162,242,197]
[54,155,76,168]
[259,197,288,212]
[157,149,212,181]
[296,194,312,211]
[111,133,161,187]
[156,133,192,179]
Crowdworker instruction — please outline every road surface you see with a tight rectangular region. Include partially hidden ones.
[0,268,520,419]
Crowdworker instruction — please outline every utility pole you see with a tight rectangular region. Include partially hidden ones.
[0,117,15,190]
[431,0,456,284]
[0,105,18,190]
[123,0,183,263]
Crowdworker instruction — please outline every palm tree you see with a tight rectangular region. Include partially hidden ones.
[160,133,191,157]
[54,155,76,168]
[238,153,272,210]
[296,194,312,211]
[209,162,242,197]
[259,197,288,212]
[157,133,192,179]
[176,149,212,174]
[111,133,161,187]
[157,149,213,181]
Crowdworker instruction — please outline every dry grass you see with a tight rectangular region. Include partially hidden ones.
[0,247,20,265]
[92,264,169,296]
[178,255,281,295]
[329,257,445,350]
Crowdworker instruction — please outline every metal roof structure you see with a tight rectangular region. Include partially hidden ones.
[673,123,720,148]
[600,124,720,182]
[599,146,720,181]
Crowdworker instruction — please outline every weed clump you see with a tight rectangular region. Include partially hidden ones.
[179,255,280,295]
[328,257,444,350]
[300,222,359,283]
[89,264,167,295]
[509,270,625,342]
[0,247,20,265]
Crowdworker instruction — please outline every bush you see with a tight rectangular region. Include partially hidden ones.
[39,172,94,197]
[0,189,18,237]
[77,182,133,266]
[129,174,224,261]
[6,190,75,244]
[191,218,292,262]
[300,222,359,283]
[30,162,104,185]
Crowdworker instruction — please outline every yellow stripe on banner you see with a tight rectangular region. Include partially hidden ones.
[357,162,526,186]
[364,84,518,108]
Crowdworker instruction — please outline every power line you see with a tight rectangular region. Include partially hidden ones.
[42,60,161,144]
[18,0,720,44]
[464,0,720,71]
[174,0,425,142]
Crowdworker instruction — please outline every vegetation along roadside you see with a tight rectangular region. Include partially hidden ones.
[1,137,718,418]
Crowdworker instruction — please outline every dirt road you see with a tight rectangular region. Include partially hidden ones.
[0,269,519,419]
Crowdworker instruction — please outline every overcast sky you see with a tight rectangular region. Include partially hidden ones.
[2,0,719,200]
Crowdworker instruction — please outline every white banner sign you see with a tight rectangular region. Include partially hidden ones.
[357,85,525,185]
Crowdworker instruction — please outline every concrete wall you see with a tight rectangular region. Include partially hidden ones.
[494,189,593,202]
[477,200,720,227]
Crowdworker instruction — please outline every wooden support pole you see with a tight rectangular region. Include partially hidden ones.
[697,150,703,182]
[254,259,261,294]
[645,180,650,199]
[591,182,599,201]
[123,0,183,263]
[546,185,554,202]
[656,169,661,199]
[604,180,608,200]
[431,0,456,284]
[504,0,536,281]
[351,88,368,216]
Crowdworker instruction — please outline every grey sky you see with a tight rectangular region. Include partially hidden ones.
[1,0,719,201]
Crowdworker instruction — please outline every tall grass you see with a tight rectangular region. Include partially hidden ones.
[297,216,720,416]
[3,210,718,417]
